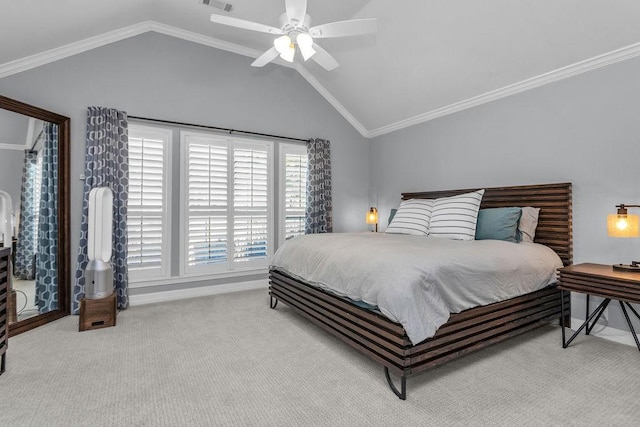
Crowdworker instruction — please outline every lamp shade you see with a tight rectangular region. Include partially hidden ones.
[366,207,378,225]
[296,33,316,61]
[274,35,295,62]
[607,213,640,238]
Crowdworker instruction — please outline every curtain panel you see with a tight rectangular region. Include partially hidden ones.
[14,150,38,280]
[35,123,59,314]
[305,138,332,234]
[72,107,129,314]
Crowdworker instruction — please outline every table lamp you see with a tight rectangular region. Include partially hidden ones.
[366,207,378,232]
[607,203,640,271]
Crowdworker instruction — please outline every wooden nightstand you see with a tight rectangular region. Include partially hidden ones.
[558,263,640,351]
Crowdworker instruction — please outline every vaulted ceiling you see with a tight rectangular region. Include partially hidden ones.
[3,0,640,138]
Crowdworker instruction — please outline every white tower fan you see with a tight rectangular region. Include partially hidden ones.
[84,187,114,299]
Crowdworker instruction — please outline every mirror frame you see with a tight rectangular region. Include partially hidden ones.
[0,94,70,336]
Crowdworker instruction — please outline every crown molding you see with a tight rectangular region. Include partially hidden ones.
[147,22,281,65]
[2,21,640,140]
[366,40,640,138]
[293,64,369,137]
[0,22,151,79]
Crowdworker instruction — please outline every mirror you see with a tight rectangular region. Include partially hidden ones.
[0,95,69,336]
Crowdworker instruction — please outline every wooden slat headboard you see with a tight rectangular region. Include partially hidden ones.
[402,182,573,266]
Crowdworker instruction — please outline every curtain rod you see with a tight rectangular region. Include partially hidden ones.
[128,116,309,143]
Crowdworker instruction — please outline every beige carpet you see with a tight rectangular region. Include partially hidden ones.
[0,288,638,426]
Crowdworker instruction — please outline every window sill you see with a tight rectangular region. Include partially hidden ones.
[129,267,268,289]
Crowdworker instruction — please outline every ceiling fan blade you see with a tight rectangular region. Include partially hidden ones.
[210,14,283,34]
[309,18,377,39]
[285,0,307,27]
[311,44,339,71]
[251,47,280,67]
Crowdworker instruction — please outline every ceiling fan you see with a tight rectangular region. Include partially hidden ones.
[209,0,376,71]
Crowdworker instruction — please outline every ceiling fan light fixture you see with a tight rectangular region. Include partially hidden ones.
[274,34,295,62]
[273,35,292,55]
[296,33,316,60]
[279,49,295,62]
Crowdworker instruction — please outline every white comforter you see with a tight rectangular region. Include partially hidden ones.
[270,232,563,345]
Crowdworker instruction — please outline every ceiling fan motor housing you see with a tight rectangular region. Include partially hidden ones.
[279,12,311,32]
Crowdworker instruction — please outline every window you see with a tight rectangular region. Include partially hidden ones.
[279,143,307,246]
[127,125,171,281]
[181,131,273,276]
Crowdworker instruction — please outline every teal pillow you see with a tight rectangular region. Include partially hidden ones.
[388,209,397,226]
[475,207,522,243]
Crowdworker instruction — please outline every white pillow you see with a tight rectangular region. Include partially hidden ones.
[385,199,434,236]
[518,206,540,243]
[429,189,485,240]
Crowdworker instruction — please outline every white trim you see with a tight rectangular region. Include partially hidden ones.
[292,64,370,137]
[0,22,150,79]
[3,21,640,139]
[0,143,28,151]
[129,279,267,306]
[127,124,173,282]
[570,317,640,348]
[366,41,640,138]
[130,267,267,289]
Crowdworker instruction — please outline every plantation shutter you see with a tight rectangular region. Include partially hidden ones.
[186,140,228,267]
[183,133,272,274]
[127,127,169,279]
[233,146,269,262]
[283,151,307,240]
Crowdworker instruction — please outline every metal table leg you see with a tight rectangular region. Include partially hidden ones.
[563,298,611,348]
[619,301,640,352]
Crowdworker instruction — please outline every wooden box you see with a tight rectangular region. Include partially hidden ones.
[79,293,116,332]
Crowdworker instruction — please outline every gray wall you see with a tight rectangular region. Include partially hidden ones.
[0,32,370,295]
[370,55,640,332]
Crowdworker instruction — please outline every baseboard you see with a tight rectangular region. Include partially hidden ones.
[570,317,640,348]
[129,280,267,306]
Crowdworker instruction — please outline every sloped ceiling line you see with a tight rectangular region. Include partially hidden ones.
[2,21,640,139]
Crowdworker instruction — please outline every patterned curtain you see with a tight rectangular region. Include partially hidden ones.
[72,107,129,314]
[35,123,59,314]
[14,150,38,280]
[305,138,332,234]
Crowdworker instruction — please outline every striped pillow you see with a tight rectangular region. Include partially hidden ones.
[385,199,434,236]
[429,189,485,240]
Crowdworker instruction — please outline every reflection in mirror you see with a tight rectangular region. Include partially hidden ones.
[0,95,69,337]
[0,108,58,323]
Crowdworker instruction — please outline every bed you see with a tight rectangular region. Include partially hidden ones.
[268,182,572,399]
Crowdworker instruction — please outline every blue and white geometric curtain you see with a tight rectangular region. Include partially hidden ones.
[305,138,332,234]
[14,149,38,280]
[72,107,129,314]
[35,123,59,314]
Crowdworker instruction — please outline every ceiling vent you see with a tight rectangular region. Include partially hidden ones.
[201,0,233,12]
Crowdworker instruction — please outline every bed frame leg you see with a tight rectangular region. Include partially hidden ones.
[384,367,407,400]
[269,295,278,309]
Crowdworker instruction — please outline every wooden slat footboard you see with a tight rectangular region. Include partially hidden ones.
[270,269,569,379]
